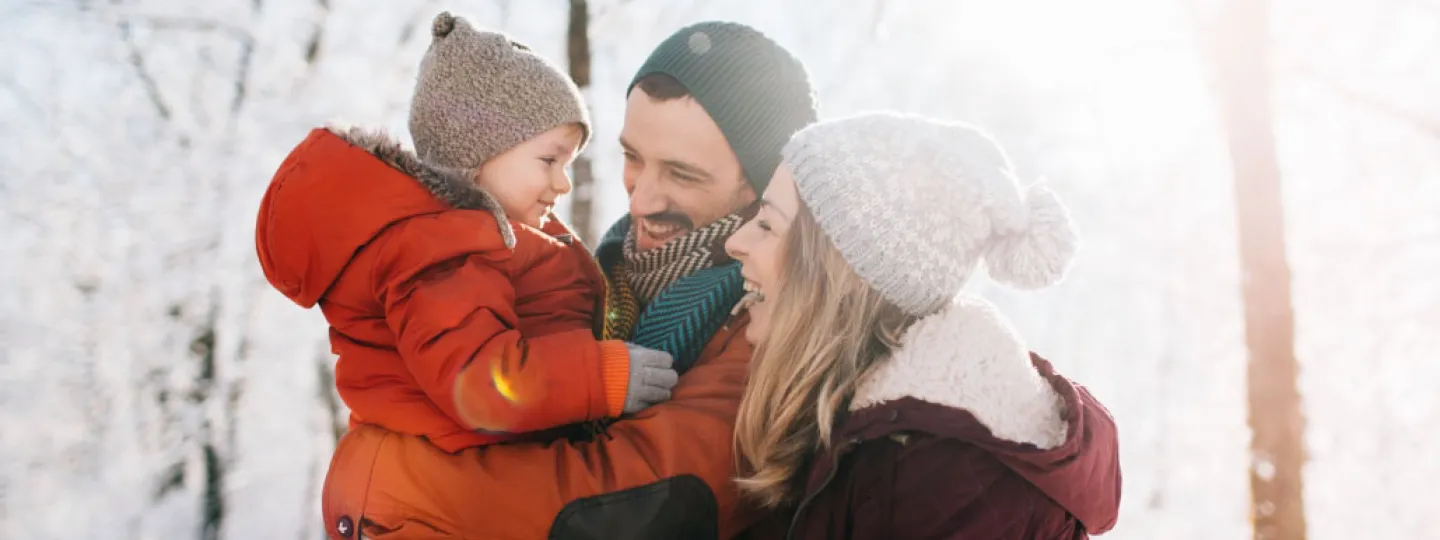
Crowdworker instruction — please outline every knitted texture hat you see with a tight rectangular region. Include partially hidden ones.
[629,21,817,192]
[783,112,1079,316]
[409,12,590,171]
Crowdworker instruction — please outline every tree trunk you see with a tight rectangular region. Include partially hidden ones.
[1211,0,1309,538]
[566,0,597,241]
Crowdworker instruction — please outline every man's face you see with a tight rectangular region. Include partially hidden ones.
[619,89,756,252]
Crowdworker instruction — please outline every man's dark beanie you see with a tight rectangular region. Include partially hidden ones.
[628,22,819,192]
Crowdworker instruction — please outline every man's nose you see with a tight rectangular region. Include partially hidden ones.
[627,171,666,217]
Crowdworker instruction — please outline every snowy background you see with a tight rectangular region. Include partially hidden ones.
[2,0,1436,538]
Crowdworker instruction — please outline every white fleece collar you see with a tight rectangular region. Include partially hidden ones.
[850,294,1069,450]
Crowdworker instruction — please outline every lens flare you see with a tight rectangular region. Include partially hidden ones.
[491,359,519,403]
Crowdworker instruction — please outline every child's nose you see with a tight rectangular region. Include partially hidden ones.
[553,170,573,195]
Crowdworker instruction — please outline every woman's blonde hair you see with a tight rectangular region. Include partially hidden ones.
[732,202,916,508]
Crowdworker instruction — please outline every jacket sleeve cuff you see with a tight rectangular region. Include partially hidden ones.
[598,340,631,418]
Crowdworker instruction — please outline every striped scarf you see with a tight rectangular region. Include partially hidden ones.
[596,213,748,373]
[621,213,746,304]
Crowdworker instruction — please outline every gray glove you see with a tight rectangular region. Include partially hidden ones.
[623,343,678,414]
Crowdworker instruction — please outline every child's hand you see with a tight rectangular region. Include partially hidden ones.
[622,344,679,414]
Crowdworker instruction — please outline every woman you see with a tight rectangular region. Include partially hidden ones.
[726,113,1122,539]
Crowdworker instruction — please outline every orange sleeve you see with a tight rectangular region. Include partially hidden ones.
[409,316,763,539]
[372,212,629,433]
[509,234,601,338]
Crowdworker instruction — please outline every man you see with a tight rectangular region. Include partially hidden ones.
[596,20,818,374]
[318,21,818,540]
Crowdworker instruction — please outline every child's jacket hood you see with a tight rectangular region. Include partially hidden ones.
[255,127,514,308]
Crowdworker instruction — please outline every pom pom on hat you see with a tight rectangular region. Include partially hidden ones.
[983,184,1077,289]
[432,11,456,38]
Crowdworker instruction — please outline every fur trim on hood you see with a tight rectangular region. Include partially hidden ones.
[325,125,516,248]
[850,294,1069,450]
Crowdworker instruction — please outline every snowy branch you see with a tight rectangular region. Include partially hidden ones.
[304,0,329,66]
[115,14,259,118]
[0,72,44,120]
[117,20,171,121]
[133,16,250,41]
[869,0,887,38]
[593,0,638,23]
[398,0,442,48]
[233,37,254,114]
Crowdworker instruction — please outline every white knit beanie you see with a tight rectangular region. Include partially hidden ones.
[781,112,1078,316]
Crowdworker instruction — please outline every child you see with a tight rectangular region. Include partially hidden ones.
[255,12,676,452]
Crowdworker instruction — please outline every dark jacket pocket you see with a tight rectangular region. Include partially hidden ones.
[549,475,719,540]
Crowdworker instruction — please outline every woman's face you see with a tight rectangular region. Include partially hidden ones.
[724,164,801,345]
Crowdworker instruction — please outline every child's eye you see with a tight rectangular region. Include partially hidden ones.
[539,157,558,166]
[756,219,773,233]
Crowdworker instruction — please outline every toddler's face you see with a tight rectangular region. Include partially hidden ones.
[475,124,584,228]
